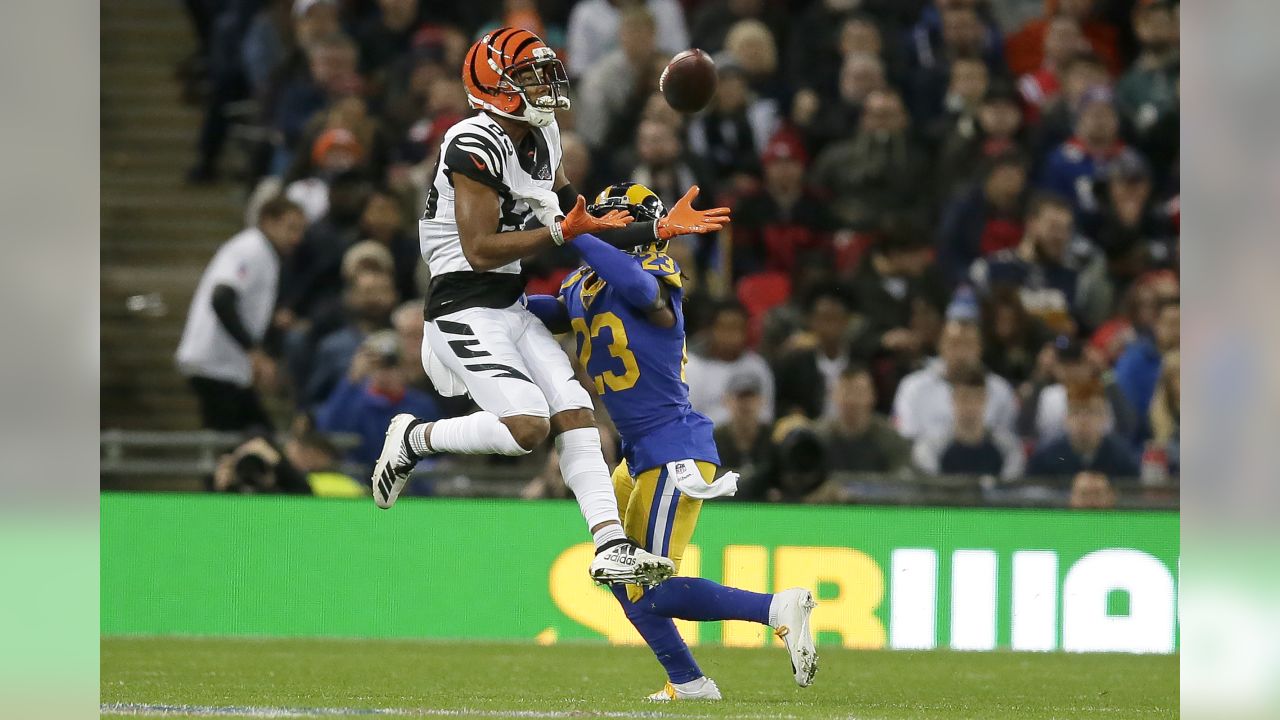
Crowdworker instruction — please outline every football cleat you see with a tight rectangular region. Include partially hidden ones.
[646,676,722,702]
[589,539,675,586]
[371,413,425,509]
[771,587,819,687]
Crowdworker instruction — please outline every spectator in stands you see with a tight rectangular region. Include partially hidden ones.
[718,19,785,148]
[559,131,593,191]
[186,0,259,183]
[730,133,833,282]
[794,52,887,154]
[279,171,373,321]
[969,192,1111,333]
[685,66,762,194]
[1069,470,1117,509]
[711,373,777,487]
[1115,1,1179,148]
[935,83,1027,204]
[566,0,689,79]
[1005,0,1122,78]
[686,302,775,426]
[927,56,989,148]
[907,4,1004,127]
[1027,377,1138,486]
[269,31,363,175]
[1028,51,1109,162]
[1017,14,1086,124]
[980,285,1054,388]
[1114,297,1179,431]
[243,0,338,103]
[935,151,1029,286]
[627,119,708,215]
[1019,334,1136,443]
[359,188,420,301]
[690,0,786,57]
[848,223,949,409]
[285,127,367,222]
[912,363,1024,481]
[773,284,855,420]
[1095,151,1178,296]
[1148,348,1180,476]
[305,267,399,405]
[576,5,665,152]
[893,317,1018,440]
[810,89,927,231]
[1038,86,1136,235]
[1088,269,1178,366]
[818,365,912,477]
[177,196,306,432]
[286,96,391,189]
[315,330,440,465]
[354,0,423,87]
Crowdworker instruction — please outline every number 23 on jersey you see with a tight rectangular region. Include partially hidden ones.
[570,312,640,394]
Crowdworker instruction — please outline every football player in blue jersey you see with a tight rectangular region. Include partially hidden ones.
[524,182,818,701]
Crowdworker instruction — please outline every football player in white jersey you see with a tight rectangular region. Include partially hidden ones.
[370,28,726,586]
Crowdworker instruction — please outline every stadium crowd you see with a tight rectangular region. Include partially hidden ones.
[175,0,1180,507]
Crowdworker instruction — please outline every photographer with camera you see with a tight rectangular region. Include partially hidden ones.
[209,431,362,497]
[315,330,441,467]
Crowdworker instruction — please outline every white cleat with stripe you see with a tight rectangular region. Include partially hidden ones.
[590,539,675,587]
[371,413,425,509]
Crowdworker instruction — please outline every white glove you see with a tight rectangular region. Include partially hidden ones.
[668,459,738,500]
[516,186,564,231]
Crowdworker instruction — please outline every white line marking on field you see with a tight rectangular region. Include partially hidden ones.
[100,702,806,719]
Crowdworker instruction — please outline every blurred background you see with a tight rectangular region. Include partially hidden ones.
[100,0,1180,511]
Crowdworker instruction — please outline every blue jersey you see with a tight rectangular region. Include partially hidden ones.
[559,252,720,473]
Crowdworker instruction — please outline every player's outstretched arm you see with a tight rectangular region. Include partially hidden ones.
[524,295,570,334]
[457,176,632,271]
[569,232,675,327]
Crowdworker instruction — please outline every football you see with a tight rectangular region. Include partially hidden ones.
[660,49,717,113]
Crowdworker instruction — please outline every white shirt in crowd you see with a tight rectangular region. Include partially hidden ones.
[892,358,1018,440]
[566,0,689,78]
[175,227,279,387]
[1034,382,1115,441]
[815,352,849,420]
[684,350,775,426]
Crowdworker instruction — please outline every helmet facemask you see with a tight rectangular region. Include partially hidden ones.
[488,47,570,127]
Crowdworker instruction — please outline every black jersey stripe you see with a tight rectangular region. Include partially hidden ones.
[453,138,502,173]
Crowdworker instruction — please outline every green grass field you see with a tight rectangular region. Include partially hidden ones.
[101,637,1177,719]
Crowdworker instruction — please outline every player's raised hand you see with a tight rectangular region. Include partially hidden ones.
[657,185,731,239]
[558,195,633,243]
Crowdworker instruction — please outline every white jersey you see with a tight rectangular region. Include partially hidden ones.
[175,227,279,387]
[418,112,562,280]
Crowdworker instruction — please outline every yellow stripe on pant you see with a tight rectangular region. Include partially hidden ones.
[611,458,718,602]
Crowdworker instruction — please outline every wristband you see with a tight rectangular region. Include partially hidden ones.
[549,219,565,246]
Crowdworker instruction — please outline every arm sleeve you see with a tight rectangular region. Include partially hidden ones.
[524,295,571,334]
[442,132,505,191]
[210,284,257,351]
[594,222,659,250]
[568,233,662,311]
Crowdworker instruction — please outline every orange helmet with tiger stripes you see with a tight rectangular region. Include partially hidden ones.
[462,28,570,128]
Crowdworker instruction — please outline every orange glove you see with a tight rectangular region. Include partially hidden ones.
[554,195,633,245]
[656,186,731,240]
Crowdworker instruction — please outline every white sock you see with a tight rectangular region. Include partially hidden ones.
[417,412,528,456]
[555,427,624,540]
[591,523,627,549]
[768,593,783,627]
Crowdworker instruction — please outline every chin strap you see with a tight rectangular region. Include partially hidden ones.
[668,459,738,500]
